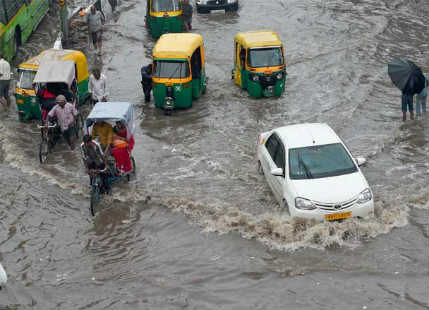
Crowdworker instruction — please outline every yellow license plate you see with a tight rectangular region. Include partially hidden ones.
[325,212,351,221]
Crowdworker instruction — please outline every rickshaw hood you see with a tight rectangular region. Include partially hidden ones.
[33,60,76,86]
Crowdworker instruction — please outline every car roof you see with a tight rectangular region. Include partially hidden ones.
[273,123,340,149]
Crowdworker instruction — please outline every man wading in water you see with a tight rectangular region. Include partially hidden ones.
[87,5,104,55]
[182,0,193,31]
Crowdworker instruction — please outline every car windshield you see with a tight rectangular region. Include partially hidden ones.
[152,0,181,12]
[18,70,37,89]
[248,47,283,68]
[289,143,357,179]
[153,60,190,79]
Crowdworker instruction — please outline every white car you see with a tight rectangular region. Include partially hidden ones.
[196,0,238,13]
[257,123,374,221]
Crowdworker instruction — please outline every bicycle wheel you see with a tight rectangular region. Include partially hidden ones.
[39,138,49,164]
[127,156,136,181]
[90,183,100,216]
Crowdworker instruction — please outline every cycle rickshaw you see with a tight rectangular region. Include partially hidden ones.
[33,60,84,163]
[84,102,137,216]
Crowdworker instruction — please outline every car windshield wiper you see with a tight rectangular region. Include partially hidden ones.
[168,63,182,79]
[298,153,313,179]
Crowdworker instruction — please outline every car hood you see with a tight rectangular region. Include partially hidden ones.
[290,172,368,203]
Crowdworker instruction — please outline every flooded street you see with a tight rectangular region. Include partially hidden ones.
[1,0,428,309]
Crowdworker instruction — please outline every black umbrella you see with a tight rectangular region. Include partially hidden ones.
[388,58,425,95]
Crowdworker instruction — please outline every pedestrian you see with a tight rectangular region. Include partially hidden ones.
[89,68,108,104]
[140,64,152,102]
[416,73,427,118]
[401,92,414,121]
[87,5,104,55]
[182,0,193,31]
[0,53,11,110]
[47,95,78,150]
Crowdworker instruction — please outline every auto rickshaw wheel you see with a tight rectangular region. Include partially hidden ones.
[39,139,49,164]
[75,114,83,138]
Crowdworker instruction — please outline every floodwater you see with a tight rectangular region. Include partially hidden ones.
[1,0,428,309]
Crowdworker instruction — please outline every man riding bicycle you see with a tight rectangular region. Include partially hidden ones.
[81,134,111,194]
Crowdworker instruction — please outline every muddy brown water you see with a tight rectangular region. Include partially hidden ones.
[0,0,428,309]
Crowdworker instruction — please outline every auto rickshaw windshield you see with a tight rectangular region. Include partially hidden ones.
[152,0,181,12]
[153,60,190,79]
[18,69,37,89]
[248,47,284,68]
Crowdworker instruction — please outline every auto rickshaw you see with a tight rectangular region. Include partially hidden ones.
[145,0,184,38]
[15,48,90,121]
[232,31,286,98]
[152,33,207,114]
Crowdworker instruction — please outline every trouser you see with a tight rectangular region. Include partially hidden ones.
[401,94,413,112]
[142,82,152,102]
[108,0,117,12]
[0,80,10,99]
[61,128,73,146]
[416,95,427,114]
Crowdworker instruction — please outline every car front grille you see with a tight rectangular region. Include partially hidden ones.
[207,0,227,5]
[314,197,358,211]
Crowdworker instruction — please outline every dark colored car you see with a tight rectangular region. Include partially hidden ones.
[196,0,238,13]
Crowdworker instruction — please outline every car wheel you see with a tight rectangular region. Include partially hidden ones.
[257,161,264,175]
[283,199,290,215]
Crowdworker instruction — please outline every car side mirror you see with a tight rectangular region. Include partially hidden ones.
[355,157,366,167]
[271,167,284,177]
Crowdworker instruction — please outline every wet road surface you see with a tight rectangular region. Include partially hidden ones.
[0,0,428,309]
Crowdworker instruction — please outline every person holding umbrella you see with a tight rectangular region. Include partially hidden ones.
[388,58,426,121]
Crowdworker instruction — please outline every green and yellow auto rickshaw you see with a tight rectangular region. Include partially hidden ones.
[233,31,286,98]
[145,0,184,38]
[15,48,90,121]
[152,33,207,114]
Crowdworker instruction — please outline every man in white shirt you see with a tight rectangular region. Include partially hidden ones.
[0,53,11,110]
[88,68,108,104]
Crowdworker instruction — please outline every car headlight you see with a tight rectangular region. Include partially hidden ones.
[295,197,316,210]
[276,72,283,79]
[251,74,259,81]
[357,188,372,204]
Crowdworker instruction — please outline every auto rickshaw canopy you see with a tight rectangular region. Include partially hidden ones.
[153,33,204,59]
[33,60,76,86]
[18,49,89,83]
[234,31,282,49]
